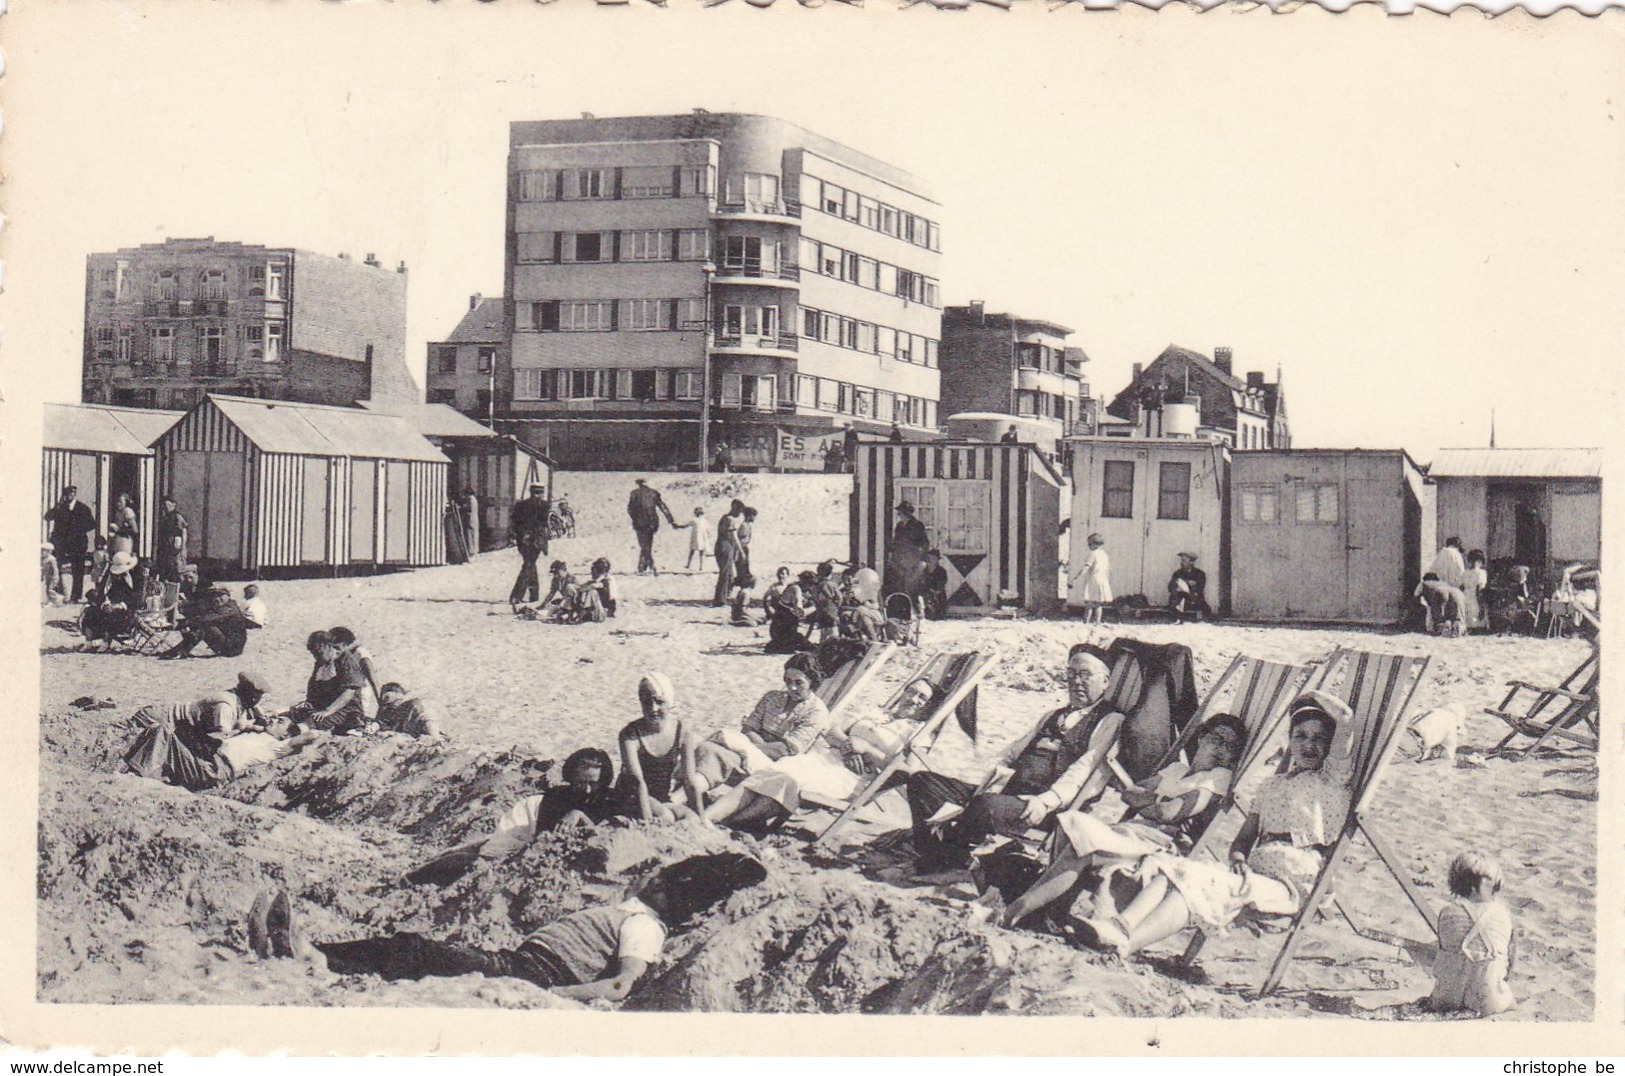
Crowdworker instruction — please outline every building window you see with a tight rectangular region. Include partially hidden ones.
[152,271,178,301]
[266,263,285,299]
[1239,485,1280,524]
[820,244,842,278]
[741,374,776,412]
[856,322,876,354]
[621,166,675,199]
[943,483,988,553]
[1102,460,1135,518]
[563,369,608,399]
[246,265,265,297]
[673,369,703,401]
[924,339,939,368]
[680,166,713,198]
[150,326,175,365]
[427,389,456,406]
[563,168,613,200]
[477,347,496,374]
[563,232,610,263]
[679,298,706,328]
[821,182,844,216]
[625,229,672,262]
[199,326,225,366]
[796,375,818,408]
[626,298,674,331]
[857,257,878,290]
[265,322,284,362]
[677,229,710,262]
[95,327,115,343]
[876,389,895,421]
[117,328,132,364]
[818,378,840,412]
[436,346,458,374]
[513,368,549,400]
[1294,483,1339,524]
[530,301,559,332]
[896,333,913,364]
[199,269,227,300]
[561,301,614,332]
[516,232,555,264]
[630,369,658,401]
[859,196,879,230]
[518,170,559,201]
[1157,462,1192,520]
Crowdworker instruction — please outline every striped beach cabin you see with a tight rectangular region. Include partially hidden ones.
[152,395,449,574]
[43,403,184,559]
[852,441,1064,614]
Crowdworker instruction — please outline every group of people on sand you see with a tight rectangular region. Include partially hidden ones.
[1413,536,1600,639]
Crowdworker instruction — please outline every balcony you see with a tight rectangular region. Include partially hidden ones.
[710,198,802,222]
[711,332,799,355]
[712,262,801,287]
[142,299,229,317]
[144,300,180,317]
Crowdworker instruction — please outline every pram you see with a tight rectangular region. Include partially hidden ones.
[79,580,184,654]
[883,592,923,646]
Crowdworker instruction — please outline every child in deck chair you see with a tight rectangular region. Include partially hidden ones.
[1427,851,1516,1017]
[1000,713,1247,930]
[1076,692,1352,957]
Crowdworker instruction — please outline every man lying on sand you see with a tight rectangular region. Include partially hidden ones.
[308,852,768,1002]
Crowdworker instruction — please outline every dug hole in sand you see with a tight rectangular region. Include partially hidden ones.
[37,471,1596,1018]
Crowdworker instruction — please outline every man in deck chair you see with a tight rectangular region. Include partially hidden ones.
[903,645,1124,879]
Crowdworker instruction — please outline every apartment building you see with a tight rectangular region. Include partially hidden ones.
[503,112,943,470]
[82,238,417,410]
[939,302,1093,459]
[426,294,507,421]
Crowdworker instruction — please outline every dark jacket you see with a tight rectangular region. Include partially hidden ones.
[628,486,674,531]
[46,500,98,555]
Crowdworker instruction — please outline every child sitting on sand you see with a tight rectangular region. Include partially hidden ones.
[1427,851,1517,1017]
[329,627,382,717]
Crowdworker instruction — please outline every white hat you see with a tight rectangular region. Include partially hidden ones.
[108,551,139,575]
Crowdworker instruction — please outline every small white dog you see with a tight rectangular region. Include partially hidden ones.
[1407,704,1465,763]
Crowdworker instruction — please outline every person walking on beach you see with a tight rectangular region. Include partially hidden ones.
[713,500,747,607]
[44,485,97,602]
[154,495,189,583]
[509,484,550,608]
[627,479,677,576]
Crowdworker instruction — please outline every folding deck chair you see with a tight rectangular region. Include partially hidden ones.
[1487,642,1599,756]
[1181,647,1435,998]
[811,650,996,850]
[814,641,898,725]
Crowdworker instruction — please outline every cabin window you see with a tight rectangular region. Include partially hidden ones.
[1157,462,1192,520]
[1294,483,1339,524]
[1101,461,1135,518]
[1239,485,1280,524]
[896,483,940,541]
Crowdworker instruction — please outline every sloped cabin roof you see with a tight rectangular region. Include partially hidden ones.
[1429,448,1603,480]
[196,395,448,463]
[360,400,499,439]
[442,298,506,345]
[44,402,184,455]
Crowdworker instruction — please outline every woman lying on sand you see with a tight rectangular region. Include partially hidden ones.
[705,675,943,832]
[311,852,768,1002]
[693,653,830,809]
[615,673,705,823]
[1077,692,1352,957]
[1000,713,1247,930]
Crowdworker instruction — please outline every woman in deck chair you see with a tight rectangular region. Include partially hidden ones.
[705,676,943,831]
[693,653,830,814]
[1076,692,1351,957]
[1000,713,1248,931]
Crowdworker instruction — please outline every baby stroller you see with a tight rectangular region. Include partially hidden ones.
[79,580,184,654]
[883,592,923,646]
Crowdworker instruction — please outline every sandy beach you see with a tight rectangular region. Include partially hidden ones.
[37,471,1596,1018]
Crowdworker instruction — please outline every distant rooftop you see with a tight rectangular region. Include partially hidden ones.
[1429,447,1603,479]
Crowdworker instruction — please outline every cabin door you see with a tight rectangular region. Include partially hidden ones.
[897,479,992,608]
[350,462,376,563]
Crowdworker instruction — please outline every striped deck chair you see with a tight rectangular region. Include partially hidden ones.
[815,642,898,726]
[1487,643,1599,756]
[811,650,996,850]
[1243,647,1434,998]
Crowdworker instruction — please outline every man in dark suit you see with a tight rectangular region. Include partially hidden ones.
[1167,551,1210,622]
[508,484,550,607]
[44,485,98,601]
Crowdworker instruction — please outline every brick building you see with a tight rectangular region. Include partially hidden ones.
[939,302,1094,459]
[425,294,507,422]
[82,238,418,411]
[503,112,944,470]
[1106,344,1289,450]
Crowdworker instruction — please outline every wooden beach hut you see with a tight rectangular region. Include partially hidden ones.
[852,441,1063,614]
[42,403,184,559]
[1229,449,1429,626]
[152,395,449,574]
[1065,437,1230,614]
[362,401,555,551]
[1429,448,1602,588]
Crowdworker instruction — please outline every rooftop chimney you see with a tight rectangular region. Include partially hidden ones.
[364,253,380,267]
[1213,347,1233,376]
[397,260,408,274]
[1132,362,1143,383]
[1246,371,1265,389]
[969,299,985,323]
[470,293,483,311]
[580,112,595,120]
[338,252,351,261]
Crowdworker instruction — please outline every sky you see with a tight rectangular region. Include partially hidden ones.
[6,3,1622,463]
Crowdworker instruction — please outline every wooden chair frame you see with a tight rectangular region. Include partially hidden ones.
[1487,643,1599,756]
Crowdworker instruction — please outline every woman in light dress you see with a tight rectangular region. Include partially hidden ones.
[1461,549,1489,633]
[109,493,139,557]
[1075,533,1112,624]
[705,676,943,831]
[1078,691,1353,956]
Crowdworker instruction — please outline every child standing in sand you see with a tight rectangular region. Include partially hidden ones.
[1074,533,1112,624]
[681,506,712,572]
[1428,851,1516,1017]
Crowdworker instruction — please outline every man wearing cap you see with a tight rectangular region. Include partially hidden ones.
[884,500,931,599]
[124,672,304,791]
[508,484,550,608]
[44,485,98,602]
[160,576,250,659]
[1167,552,1210,622]
[627,478,677,576]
